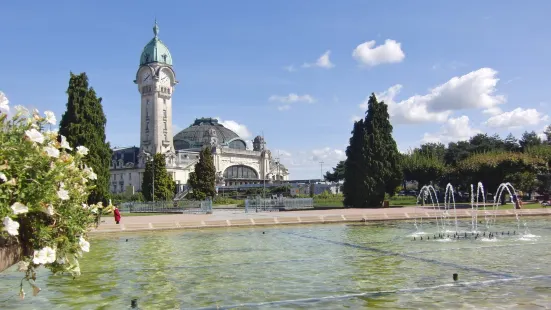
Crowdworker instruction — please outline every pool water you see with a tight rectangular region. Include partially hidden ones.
[1,217,551,309]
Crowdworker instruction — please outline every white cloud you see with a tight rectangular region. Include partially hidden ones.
[269,93,316,111]
[303,50,335,69]
[484,108,549,129]
[421,116,481,144]
[215,117,253,140]
[352,39,405,67]
[284,65,296,72]
[364,68,505,124]
[269,93,315,104]
[482,107,502,115]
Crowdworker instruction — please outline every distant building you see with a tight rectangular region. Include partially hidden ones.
[109,21,289,195]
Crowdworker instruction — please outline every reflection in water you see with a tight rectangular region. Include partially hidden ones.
[0,218,550,309]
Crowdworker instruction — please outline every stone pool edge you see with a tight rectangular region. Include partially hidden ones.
[88,208,551,234]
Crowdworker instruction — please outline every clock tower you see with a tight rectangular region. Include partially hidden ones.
[135,20,177,158]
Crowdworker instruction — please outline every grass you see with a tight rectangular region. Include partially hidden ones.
[313,195,418,207]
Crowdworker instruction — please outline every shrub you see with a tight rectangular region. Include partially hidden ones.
[0,92,99,298]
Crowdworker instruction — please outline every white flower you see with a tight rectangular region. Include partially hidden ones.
[43,246,56,264]
[56,257,66,264]
[25,128,45,144]
[17,261,29,272]
[82,203,89,209]
[90,206,98,214]
[0,91,9,114]
[2,217,20,236]
[32,247,56,265]
[44,146,60,158]
[83,166,97,180]
[79,236,90,252]
[32,249,46,265]
[57,188,69,200]
[14,105,29,117]
[76,146,89,156]
[11,202,29,215]
[44,111,56,125]
[59,135,72,150]
[0,172,6,182]
[46,204,55,216]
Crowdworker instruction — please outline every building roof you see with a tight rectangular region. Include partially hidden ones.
[173,117,244,150]
[139,20,172,66]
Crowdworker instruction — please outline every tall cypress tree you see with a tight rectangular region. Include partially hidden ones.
[188,146,216,200]
[343,119,368,207]
[142,153,175,201]
[59,72,112,205]
[343,94,402,207]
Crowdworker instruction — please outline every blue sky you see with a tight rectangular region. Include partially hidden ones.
[2,1,550,179]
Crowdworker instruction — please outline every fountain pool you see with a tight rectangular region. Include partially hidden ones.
[1,217,550,309]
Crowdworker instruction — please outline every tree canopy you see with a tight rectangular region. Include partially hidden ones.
[188,146,216,200]
[58,72,111,205]
[343,94,401,208]
[141,153,175,201]
[328,122,551,198]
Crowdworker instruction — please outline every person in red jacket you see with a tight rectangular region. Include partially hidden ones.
[114,206,121,224]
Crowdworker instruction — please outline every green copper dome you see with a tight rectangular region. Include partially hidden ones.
[139,20,173,66]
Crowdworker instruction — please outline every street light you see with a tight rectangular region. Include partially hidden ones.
[143,151,155,202]
[319,161,324,182]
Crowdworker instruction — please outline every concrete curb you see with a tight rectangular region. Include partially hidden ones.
[89,208,551,234]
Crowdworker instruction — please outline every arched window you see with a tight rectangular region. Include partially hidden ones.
[228,139,246,150]
[223,165,258,179]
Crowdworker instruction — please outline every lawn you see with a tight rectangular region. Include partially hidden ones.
[313,195,418,207]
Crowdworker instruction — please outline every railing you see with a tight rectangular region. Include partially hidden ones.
[120,199,212,214]
[173,188,191,201]
[245,197,314,213]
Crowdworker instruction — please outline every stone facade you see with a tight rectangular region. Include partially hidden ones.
[109,22,289,195]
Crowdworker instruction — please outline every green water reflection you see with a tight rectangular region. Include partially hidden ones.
[0,218,550,309]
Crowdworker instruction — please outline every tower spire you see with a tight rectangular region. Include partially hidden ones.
[153,18,159,37]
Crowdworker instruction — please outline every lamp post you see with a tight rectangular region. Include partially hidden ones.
[144,151,155,202]
[319,161,324,182]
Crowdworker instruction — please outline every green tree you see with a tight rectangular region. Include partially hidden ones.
[343,119,367,207]
[188,146,216,200]
[343,94,402,208]
[402,152,446,187]
[416,142,446,162]
[141,153,175,201]
[59,72,112,205]
[543,125,551,144]
[444,141,472,166]
[455,151,547,194]
[503,133,520,152]
[324,160,345,182]
[519,131,542,151]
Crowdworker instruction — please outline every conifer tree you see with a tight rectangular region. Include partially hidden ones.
[142,153,175,201]
[343,119,368,207]
[343,94,402,207]
[59,72,112,204]
[188,146,216,200]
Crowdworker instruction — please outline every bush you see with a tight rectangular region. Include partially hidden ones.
[0,93,99,297]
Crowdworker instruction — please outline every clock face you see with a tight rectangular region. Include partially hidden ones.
[159,71,171,86]
[141,71,152,84]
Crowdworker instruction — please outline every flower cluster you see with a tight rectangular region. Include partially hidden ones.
[0,91,98,297]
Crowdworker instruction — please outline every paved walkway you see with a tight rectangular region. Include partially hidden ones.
[90,207,551,233]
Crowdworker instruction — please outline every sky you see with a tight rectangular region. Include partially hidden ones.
[1,1,551,179]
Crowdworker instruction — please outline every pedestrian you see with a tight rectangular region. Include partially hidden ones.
[114,205,121,224]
